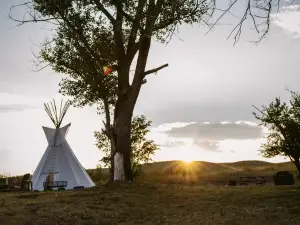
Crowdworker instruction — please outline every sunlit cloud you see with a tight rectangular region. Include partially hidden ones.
[152,122,197,132]
[164,121,263,141]
[148,121,285,163]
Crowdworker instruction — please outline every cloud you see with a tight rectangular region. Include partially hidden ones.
[193,140,221,152]
[164,121,263,141]
[160,140,186,148]
[272,4,300,37]
[152,122,197,132]
[0,92,68,114]
[0,105,34,113]
[151,121,263,153]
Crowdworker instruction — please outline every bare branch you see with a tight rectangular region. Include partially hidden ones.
[252,104,266,116]
[285,87,295,94]
[9,2,61,26]
[208,0,291,45]
[31,62,50,72]
[9,10,60,26]
[206,0,238,35]
[144,64,168,76]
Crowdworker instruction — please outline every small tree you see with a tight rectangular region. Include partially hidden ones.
[253,90,300,179]
[95,115,159,178]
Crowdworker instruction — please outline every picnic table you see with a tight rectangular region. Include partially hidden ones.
[239,176,266,186]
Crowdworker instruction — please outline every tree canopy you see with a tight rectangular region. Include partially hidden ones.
[253,90,300,178]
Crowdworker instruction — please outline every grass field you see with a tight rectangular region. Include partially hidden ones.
[1,160,300,224]
[1,183,300,225]
[87,160,299,185]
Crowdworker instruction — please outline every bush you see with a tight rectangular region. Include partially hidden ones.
[273,171,295,185]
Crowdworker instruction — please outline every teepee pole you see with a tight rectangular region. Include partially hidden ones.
[44,99,71,129]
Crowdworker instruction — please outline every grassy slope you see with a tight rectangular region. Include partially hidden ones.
[87,160,298,185]
[1,183,300,225]
[1,161,300,224]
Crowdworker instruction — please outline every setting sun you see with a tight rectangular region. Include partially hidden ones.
[182,159,193,164]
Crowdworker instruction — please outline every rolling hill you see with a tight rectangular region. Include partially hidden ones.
[87,160,298,185]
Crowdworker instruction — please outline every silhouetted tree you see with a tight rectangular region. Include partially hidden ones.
[253,89,300,179]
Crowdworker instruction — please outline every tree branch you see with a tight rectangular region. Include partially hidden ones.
[112,1,126,59]
[111,1,128,92]
[103,98,111,132]
[9,3,61,26]
[112,0,145,32]
[144,64,168,76]
[127,0,147,57]
[127,42,140,65]
[92,0,116,24]
[206,0,238,35]
[208,0,290,45]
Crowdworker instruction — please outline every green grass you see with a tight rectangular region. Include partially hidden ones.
[1,183,300,225]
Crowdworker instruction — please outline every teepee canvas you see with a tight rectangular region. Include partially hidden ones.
[31,99,95,191]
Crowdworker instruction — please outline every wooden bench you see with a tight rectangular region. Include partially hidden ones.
[43,181,68,190]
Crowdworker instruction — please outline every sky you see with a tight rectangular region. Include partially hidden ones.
[1,0,300,175]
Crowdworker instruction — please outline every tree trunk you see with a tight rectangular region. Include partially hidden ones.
[111,31,152,182]
[293,158,300,180]
[113,106,133,181]
[109,138,115,182]
[103,99,115,182]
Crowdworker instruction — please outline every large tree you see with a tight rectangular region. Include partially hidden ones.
[253,90,300,179]
[95,115,159,178]
[10,0,211,181]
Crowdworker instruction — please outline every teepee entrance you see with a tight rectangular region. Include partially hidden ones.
[31,99,95,191]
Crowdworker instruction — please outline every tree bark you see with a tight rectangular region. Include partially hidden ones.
[113,104,133,181]
[114,152,125,181]
[103,99,115,182]
[109,138,116,182]
[293,158,300,180]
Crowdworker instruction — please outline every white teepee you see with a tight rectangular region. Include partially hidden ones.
[31,99,95,191]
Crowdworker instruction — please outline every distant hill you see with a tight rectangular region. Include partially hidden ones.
[140,160,292,173]
[87,160,298,185]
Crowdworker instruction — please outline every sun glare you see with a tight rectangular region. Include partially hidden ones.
[182,159,193,164]
[177,148,197,164]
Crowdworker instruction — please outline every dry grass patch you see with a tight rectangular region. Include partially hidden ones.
[1,183,300,225]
